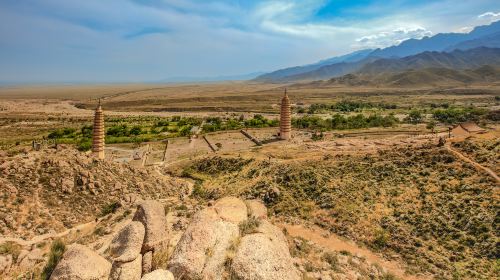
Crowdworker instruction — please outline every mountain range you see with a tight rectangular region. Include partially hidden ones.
[255,20,500,83]
[291,65,500,88]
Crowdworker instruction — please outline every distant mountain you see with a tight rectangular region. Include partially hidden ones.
[257,20,500,82]
[254,49,373,82]
[273,56,380,82]
[358,47,500,75]
[445,31,500,51]
[369,21,500,58]
[159,72,265,83]
[292,65,500,88]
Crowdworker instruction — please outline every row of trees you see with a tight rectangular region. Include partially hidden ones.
[203,114,278,132]
[294,113,399,130]
[303,101,398,114]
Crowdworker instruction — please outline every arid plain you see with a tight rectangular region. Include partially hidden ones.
[0,82,499,280]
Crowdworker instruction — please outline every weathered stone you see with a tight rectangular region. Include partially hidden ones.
[49,244,111,280]
[61,178,74,194]
[0,254,12,274]
[110,221,145,262]
[231,220,301,280]
[18,248,44,268]
[109,255,142,280]
[214,196,248,224]
[168,208,239,279]
[142,251,153,275]
[133,200,168,252]
[245,199,267,219]
[141,269,174,280]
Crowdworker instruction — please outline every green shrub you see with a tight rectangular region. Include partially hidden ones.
[322,252,339,270]
[0,242,22,261]
[405,110,423,124]
[77,139,92,151]
[239,216,261,235]
[100,201,121,216]
[372,229,390,250]
[41,239,65,280]
[432,107,487,124]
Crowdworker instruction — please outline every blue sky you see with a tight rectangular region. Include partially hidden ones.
[0,0,498,83]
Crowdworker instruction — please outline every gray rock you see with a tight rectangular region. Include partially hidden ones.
[49,244,111,280]
[133,200,168,252]
[141,269,175,280]
[110,221,145,262]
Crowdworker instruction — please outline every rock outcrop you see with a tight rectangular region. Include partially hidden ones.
[245,199,268,219]
[49,244,111,280]
[231,220,301,280]
[141,269,175,280]
[0,255,12,275]
[110,255,143,280]
[168,197,247,279]
[132,200,168,253]
[214,196,248,223]
[110,221,145,263]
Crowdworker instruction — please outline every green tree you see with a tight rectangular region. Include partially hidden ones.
[406,110,423,124]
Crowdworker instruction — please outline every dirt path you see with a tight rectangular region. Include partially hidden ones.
[445,143,500,184]
[282,224,432,280]
[0,220,98,247]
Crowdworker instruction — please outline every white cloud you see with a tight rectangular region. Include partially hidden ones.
[354,26,433,48]
[478,11,500,22]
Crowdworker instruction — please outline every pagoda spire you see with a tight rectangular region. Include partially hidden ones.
[279,89,291,140]
[92,100,105,159]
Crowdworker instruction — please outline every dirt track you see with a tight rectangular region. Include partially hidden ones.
[282,224,432,280]
[445,143,500,184]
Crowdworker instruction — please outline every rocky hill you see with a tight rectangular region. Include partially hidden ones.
[0,146,189,239]
[0,194,395,280]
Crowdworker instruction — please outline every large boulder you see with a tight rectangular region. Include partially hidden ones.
[110,221,145,262]
[109,255,142,280]
[132,200,168,252]
[214,196,248,224]
[141,269,175,280]
[168,208,240,279]
[231,220,301,280]
[49,244,111,280]
[245,199,267,219]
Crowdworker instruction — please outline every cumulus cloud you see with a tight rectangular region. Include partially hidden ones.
[477,11,500,22]
[354,26,433,48]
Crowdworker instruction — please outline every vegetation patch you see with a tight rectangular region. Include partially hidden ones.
[238,216,261,236]
[186,143,498,278]
[100,201,121,217]
[41,239,65,280]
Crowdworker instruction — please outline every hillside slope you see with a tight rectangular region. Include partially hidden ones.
[0,147,188,239]
[359,47,500,75]
[183,140,499,279]
[300,65,500,87]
